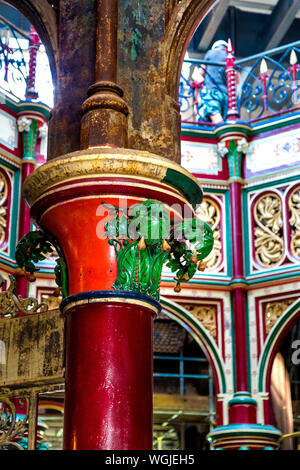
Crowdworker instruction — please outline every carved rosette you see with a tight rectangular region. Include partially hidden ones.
[265,300,294,335]
[183,304,217,340]
[253,193,284,266]
[288,187,300,259]
[197,197,222,271]
[0,172,8,248]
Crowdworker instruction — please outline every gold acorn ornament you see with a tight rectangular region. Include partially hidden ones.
[15,266,26,277]
[137,236,146,250]
[28,273,36,282]
[174,282,181,293]
[190,251,198,264]
[53,287,61,297]
[162,239,171,252]
[198,260,206,272]
[182,272,190,281]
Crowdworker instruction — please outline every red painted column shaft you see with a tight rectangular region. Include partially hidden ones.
[231,288,249,393]
[230,182,244,279]
[63,301,154,450]
[16,162,35,299]
[26,26,40,100]
[19,162,34,240]
[229,181,249,395]
[225,39,239,121]
[228,403,256,424]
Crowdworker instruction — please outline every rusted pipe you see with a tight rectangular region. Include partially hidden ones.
[95,0,118,83]
[80,0,128,149]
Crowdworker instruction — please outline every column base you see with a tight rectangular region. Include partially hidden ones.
[208,424,281,450]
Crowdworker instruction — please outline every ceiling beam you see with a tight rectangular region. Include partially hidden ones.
[197,0,230,51]
[264,0,300,50]
[230,0,273,15]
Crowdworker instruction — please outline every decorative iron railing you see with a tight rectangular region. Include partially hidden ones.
[0,17,30,100]
[180,40,300,125]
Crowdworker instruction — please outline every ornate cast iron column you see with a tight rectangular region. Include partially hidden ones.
[225,39,239,121]
[17,0,213,450]
[26,26,40,101]
[14,27,50,298]
[21,150,212,450]
[208,123,281,450]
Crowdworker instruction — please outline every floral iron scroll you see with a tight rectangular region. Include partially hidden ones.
[0,172,8,248]
[253,193,284,266]
[15,231,68,298]
[251,184,300,270]
[0,273,48,317]
[0,397,28,450]
[197,197,222,271]
[104,200,214,300]
[289,187,300,259]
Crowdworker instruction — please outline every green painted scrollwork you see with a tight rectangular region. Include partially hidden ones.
[167,221,214,290]
[104,200,214,300]
[15,231,68,298]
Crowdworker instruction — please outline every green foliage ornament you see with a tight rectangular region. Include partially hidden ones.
[104,200,214,300]
[15,231,68,298]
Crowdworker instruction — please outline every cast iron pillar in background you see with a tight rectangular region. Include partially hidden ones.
[15,26,50,298]
[26,26,40,101]
[207,62,281,445]
[218,42,259,431]
[18,0,210,450]
[218,126,256,424]
[225,39,239,121]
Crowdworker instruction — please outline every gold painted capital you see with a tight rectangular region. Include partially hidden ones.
[23,147,202,207]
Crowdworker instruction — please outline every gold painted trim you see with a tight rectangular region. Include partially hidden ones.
[0,150,22,168]
[21,160,37,167]
[17,113,47,124]
[23,148,202,207]
[228,178,245,184]
[17,102,51,112]
[212,435,280,442]
[181,123,252,138]
[209,428,281,437]
[253,114,300,131]
[33,178,190,208]
[62,296,160,315]
[216,124,252,133]
[219,133,249,142]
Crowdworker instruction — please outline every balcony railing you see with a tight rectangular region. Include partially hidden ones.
[180,40,300,126]
[0,16,30,100]
[0,16,53,106]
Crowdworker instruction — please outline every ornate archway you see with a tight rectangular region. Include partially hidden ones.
[163,0,218,99]
[161,296,226,395]
[258,298,300,394]
[5,0,58,86]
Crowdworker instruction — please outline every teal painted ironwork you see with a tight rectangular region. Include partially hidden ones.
[104,200,214,301]
[15,230,68,298]
[227,139,243,180]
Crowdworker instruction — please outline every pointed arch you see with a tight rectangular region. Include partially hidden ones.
[5,0,58,86]
[163,0,218,99]
[160,296,227,394]
[258,298,300,393]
